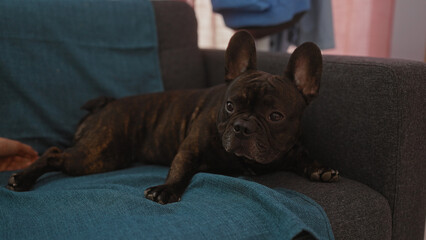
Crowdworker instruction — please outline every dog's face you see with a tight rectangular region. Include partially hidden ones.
[218,70,307,164]
[217,31,322,164]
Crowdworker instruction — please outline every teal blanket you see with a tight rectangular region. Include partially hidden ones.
[0,0,163,153]
[0,166,334,239]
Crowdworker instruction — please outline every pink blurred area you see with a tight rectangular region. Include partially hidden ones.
[323,0,394,58]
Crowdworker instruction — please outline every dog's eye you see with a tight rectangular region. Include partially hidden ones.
[226,101,234,113]
[269,112,285,122]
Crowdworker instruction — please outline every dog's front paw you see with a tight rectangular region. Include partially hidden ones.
[6,172,35,192]
[144,184,182,205]
[308,168,339,182]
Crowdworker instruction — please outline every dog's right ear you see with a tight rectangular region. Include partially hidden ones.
[225,31,257,82]
[284,42,322,104]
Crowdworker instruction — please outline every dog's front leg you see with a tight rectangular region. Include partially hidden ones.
[144,150,199,205]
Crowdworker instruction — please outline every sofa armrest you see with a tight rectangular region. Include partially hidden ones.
[202,49,426,239]
[304,55,426,240]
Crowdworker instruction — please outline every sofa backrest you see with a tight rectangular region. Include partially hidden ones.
[152,1,207,90]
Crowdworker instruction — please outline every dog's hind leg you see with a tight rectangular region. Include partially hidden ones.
[7,140,132,192]
[6,146,70,191]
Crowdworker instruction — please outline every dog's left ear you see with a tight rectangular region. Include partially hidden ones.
[284,42,322,104]
[225,31,257,82]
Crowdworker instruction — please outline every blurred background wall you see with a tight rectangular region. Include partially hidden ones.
[182,0,425,62]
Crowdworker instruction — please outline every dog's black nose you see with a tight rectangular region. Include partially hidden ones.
[233,119,256,137]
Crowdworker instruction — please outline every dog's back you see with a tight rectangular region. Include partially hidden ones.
[72,86,226,169]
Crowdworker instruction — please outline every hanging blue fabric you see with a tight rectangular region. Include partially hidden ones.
[212,0,310,28]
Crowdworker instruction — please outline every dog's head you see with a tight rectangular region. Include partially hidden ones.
[217,31,322,164]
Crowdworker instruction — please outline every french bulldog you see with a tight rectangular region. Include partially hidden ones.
[7,31,338,204]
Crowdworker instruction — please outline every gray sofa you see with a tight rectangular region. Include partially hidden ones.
[152,1,425,239]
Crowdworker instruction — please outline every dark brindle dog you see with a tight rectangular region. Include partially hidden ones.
[7,31,338,204]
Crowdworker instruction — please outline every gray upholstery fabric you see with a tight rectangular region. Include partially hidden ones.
[154,2,426,239]
[202,50,290,86]
[152,1,206,90]
[391,59,426,240]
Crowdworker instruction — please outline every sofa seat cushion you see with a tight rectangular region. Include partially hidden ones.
[250,172,392,240]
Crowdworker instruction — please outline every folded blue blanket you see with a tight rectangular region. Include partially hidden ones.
[0,166,334,240]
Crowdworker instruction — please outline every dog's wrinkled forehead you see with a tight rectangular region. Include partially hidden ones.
[228,72,272,101]
[226,70,305,109]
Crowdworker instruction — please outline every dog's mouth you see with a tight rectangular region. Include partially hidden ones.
[232,148,254,160]
[222,136,278,164]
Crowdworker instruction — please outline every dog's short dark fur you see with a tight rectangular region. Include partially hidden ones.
[7,31,338,204]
